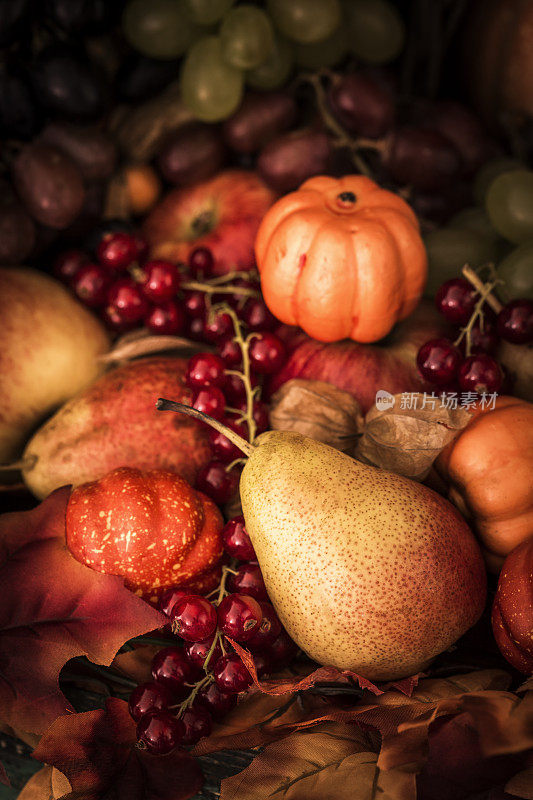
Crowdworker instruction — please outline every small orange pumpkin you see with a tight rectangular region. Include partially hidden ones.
[255,175,427,343]
[437,396,533,571]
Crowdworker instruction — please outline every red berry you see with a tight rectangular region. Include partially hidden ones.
[222,516,256,561]
[186,353,226,390]
[270,630,299,666]
[97,232,138,271]
[158,588,190,618]
[128,681,172,722]
[217,337,242,368]
[71,263,110,307]
[196,682,237,719]
[416,338,462,386]
[208,417,249,463]
[170,595,217,642]
[106,278,149,323]
[237,399,269,434]
[253,652,273,678]
[459,320,499,355]
[145,301,186,335]
[185,315,205,341]
[53,249,88,282]
[188,246,214,278]
[435,279,477,325]
[139,260,181,303]
[183,290,207,318]
[224,372,260,403]
[458,354,502,394]
[204,311,233,343]
[217,593,263,642]
[497,299,533,344]
[241,298,277,331]
[180,706,212,745]
[193,387,226,420]
[247,602,282,651]
[195,461,239,505]
[184,635,222,672]
[151,647,193,695]
[249,333,286,374]
[213,654,252,694]
[228,562,268,602]
[136,711,184,754]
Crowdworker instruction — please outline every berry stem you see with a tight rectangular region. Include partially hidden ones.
[175,673,214,717]
[303,73,375,177]
[220,306,258,445]
[156,399,254,457]
[181,280,260,300]
[454,271,501,356]
[462,265,503,314]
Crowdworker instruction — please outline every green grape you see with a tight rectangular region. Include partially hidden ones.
[485,170,533,244]
[424,227,499,298]
[294,23,348,68]
[123,0,200,59]
[267,0,341,44]
[343,0,404,64]
[220,5,274,70]
[183,0,234,25]
[246,34,293,90]
[473,157,522,206]
[497,242,533,301]
[180,36,243,122]
[448,206,499,242]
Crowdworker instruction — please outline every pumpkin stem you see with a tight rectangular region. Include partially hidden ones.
[156,398,255,458]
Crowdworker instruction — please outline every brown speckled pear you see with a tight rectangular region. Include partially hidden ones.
[240,431,487,681]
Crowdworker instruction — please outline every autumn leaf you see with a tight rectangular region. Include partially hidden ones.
[0,488,165,734]
[228,639,420,697]
[32,697,203,800]
[17,766,71,800]
[112,645,162,685]
[220,722,417,800]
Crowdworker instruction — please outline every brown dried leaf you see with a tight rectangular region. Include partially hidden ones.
[17,766,71,800]
[356,392,471,480]
[270,379,363,453]
[506,766,533,799]
[220,722,416,800]
[112,644,161,685]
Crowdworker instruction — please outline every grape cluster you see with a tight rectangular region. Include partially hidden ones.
[121,0,406,123]
[129,515,297,755]
[416,271,533,395]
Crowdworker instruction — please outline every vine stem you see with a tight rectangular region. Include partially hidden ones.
[455,265,503,356]
[303,73,377,177]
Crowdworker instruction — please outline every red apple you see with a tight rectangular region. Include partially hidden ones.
[22,357,213,499]
[142,170,276,276]
[66,467,224,602]
[268,301,449,413]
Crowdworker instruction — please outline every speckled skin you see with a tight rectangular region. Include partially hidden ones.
[492,538,533,674]
[240,431,487,680]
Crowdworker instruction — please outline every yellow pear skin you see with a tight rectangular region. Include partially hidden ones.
[240,431,487,681]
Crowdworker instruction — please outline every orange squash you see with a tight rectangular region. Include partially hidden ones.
[255,175,427,343]
[437,396,533,571]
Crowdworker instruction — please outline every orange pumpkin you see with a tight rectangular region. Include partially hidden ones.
[437,396,533,571]
[255,175,427,343]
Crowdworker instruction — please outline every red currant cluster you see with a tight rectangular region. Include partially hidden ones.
[128,516,297,756]
[416,270,533,394]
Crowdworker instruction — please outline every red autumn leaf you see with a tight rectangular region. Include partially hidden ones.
[0,488,165,734]
[228,638,420,697]
[32,697,203,800]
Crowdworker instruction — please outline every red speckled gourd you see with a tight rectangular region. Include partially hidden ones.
[492,537,533,674]
[437,396,533,572]
[66,467,224,602]
[255,175,427,343]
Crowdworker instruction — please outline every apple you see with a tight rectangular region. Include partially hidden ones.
[268,301,449,413]
[22,356,213,499]
[0,267,110,464]
[142,169,276,276]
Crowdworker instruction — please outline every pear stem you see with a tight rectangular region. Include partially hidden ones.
[0,455,36,472]
[156,398,255,457]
